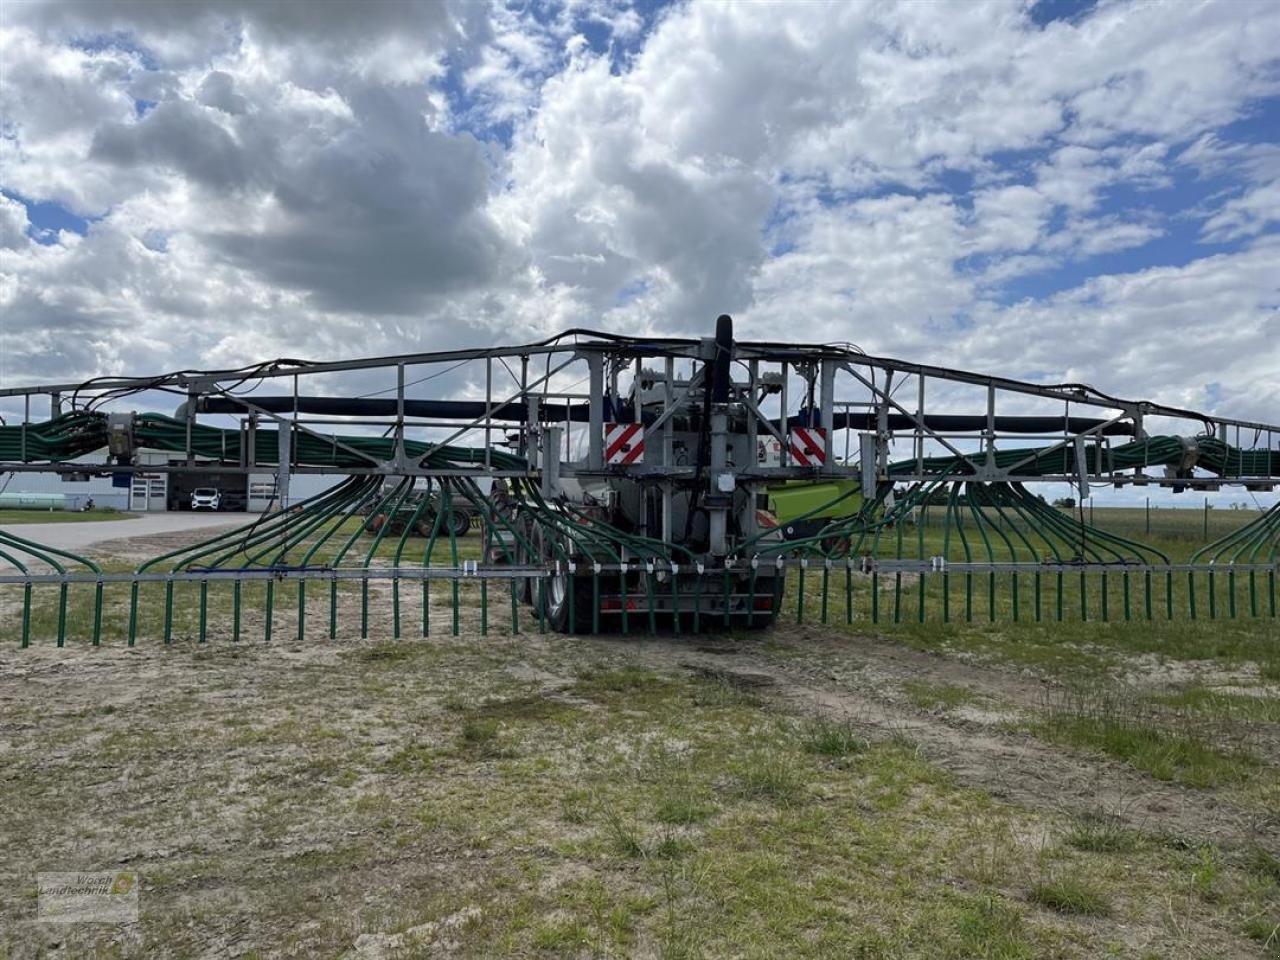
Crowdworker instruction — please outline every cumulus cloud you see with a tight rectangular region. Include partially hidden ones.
[961,236,1280,421]
[0,195,31,250]
[0,0,1277,435]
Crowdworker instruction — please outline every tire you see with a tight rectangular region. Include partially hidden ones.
[515,516,535,605]
[819,535,850,555]
[533,524,592,633]
[447,510,471,537]
[740,577,783,631]
[544,571,594,633]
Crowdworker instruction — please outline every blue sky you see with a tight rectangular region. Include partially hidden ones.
[0,0,1277,505]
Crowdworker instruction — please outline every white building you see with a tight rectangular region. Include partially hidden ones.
[2,447,336,512]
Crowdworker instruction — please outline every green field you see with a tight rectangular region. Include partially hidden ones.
[0,505,1276,958]
[0,508,138,524]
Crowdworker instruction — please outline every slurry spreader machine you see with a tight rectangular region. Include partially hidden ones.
[0,315,1277,643]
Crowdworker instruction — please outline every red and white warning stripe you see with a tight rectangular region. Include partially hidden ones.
[605,422,644,465]
[788,426,826,466]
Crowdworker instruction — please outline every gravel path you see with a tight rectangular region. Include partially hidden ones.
[0,512,249,565]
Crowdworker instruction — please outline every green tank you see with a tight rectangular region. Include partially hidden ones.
[767,479,862,540]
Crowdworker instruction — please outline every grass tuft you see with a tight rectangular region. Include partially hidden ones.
[652,832,689,860]
[653,792,713,826]
[1032,688,1257,788]
[801,716,869,757]
[729,751,804,803]
[573,665,663,697]
[903,680,979,711]
[1242,916,1280,956]
[457,717,514,759]
[954,894,1034,959]
[383,742,434,774]
[560,790,594,825]
[1245,846,1280,885]
[466,694,578,723]
[1192,845,1221,902]
[603,810,646,858]
[1155,687,1280,724]
[1028,873,1111,917]
[1063,812,1140,854]
[531,918,591,949]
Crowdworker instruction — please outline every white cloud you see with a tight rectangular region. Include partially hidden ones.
[0,0,1276,447]
[1200,179,1280,243]
[0,195,31,249]
[962,236,1280,423]
[970,185,1053,254]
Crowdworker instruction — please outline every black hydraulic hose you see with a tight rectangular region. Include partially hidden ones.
[191,397,1133,436]
[193,395,604,424]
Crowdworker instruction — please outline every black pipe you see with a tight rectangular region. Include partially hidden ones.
[195,397,1133,435]
[195,396,598,423]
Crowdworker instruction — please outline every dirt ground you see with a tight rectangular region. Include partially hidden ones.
[1,630,1276,958]
[0,528,1277,958]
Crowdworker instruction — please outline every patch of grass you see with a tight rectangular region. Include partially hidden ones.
[354,792,394,815]
[561,789,594,825]
[902,680,980,712]
[1063,812,1141,854]
[457,717,514,759]
[1245,846,1280,885]
[579,664,659,691]
[652,792,713,826]
[882,612,1277,686]
[466,694,579,723]
[690,675,762,708]
[8,572,1275,958]
[953,894,1034,960]
[728,751,804,804]
[572,665,666,698]
[384,742,434,774]
[1155,687,1280,723]
[1028,873,1111,917]
[801,716,869,758]
[652,832,689,860]
[441,691,472,711]
[1032,688,1259,788]
[1192,845,1221,902]
[0,508,137,524]
[531,917,591,950]
[603,810,645,858]
[349,641,421,663]
[1243,915,1280,956]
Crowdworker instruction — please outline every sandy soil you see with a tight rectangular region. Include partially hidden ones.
[613,629,1279,855]
[0,520,1276,958]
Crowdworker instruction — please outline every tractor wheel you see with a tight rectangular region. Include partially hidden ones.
[446,510,471,537]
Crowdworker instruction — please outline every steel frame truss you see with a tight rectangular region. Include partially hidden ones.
[1,330,1276,491]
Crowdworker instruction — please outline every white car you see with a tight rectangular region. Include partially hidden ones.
[191,487,222,511]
